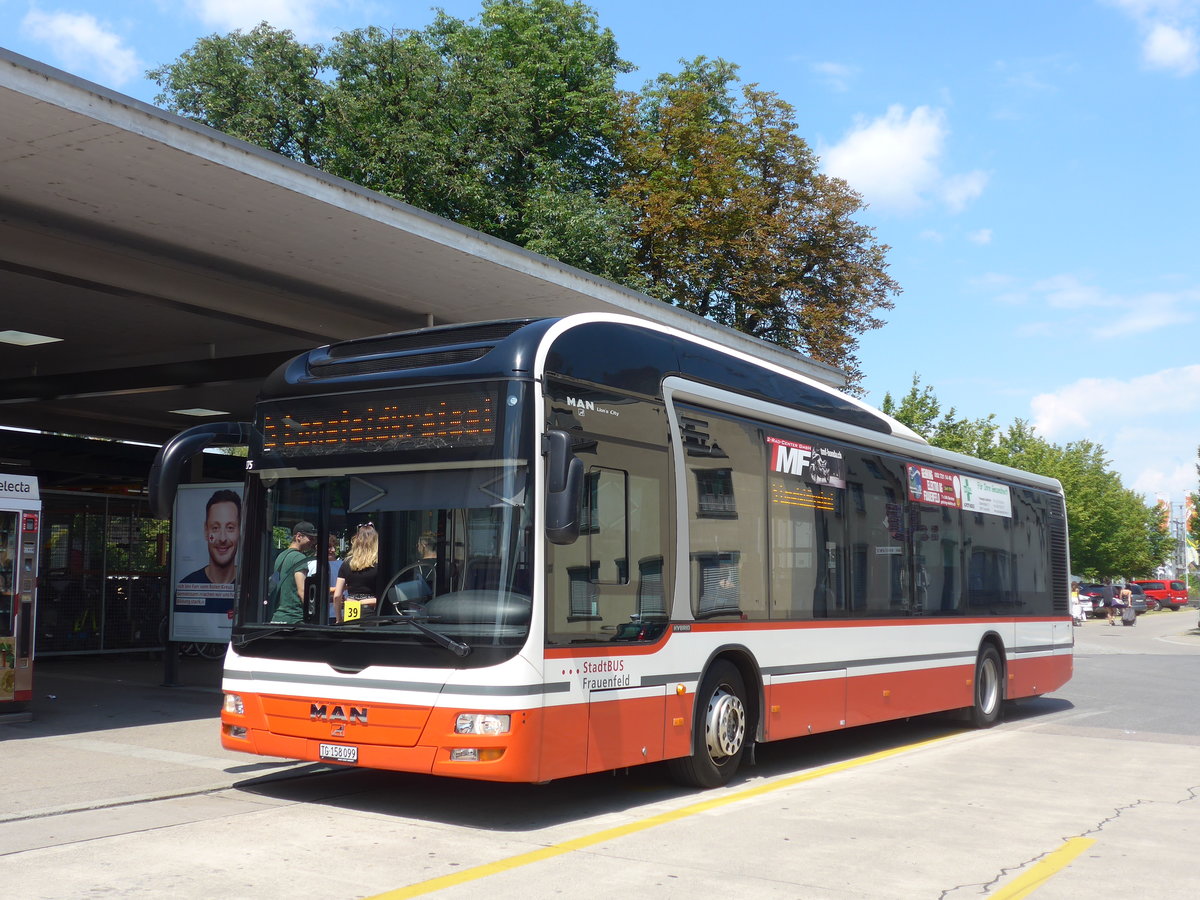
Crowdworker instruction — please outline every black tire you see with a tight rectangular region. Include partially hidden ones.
[667,660,748,788]
[968,645,1004,729]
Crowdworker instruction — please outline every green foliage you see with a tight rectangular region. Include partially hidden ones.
[885,375,1171,579]
[614,58,898,384]
[148,23,327,165]
[881,374,999,458]
[148,2,898,376]
[1191,449,1200,553]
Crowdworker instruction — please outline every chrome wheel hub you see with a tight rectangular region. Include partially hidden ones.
[705,685,746,761]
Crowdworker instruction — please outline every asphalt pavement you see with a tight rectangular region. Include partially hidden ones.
[0,651,308,824]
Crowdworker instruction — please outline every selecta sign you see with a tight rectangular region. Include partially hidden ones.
[0,476,38,501]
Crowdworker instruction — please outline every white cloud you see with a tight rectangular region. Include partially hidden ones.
[940,171,988,213]
[20,9,141,86]
[1107,0,1200,76]
[1143,22,1200,74]
[1032,366,1200,438]
[185,0,329,41]
[1031,366,1200,496]
[968,228,993,245]
[819,105,988,215]
[1030,274,1116,310]
[1090,290,1191,337]
[985,273,1200,340]
[810,61,857,92]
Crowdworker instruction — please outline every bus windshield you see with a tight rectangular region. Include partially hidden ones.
[238,461,531,655]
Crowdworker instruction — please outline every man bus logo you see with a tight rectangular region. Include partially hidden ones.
[566,396,619,417]
[310,704,368,725]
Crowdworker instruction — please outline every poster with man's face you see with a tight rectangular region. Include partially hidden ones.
[171,483,243,642]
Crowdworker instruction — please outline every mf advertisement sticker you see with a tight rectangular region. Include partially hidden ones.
[767,436,845,488]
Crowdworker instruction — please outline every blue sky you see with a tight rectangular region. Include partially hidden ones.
[4,0,1199,509]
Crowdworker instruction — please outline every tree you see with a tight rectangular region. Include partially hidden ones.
[149,3,899,375]
[885,376,1171,579]
[147,23,327,165]
[614,58,898,384]
[321,1,635,277]
[151,2,637,282]
[881,374,998,458]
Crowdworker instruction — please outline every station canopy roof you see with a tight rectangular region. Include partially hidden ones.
[0,47,843,454]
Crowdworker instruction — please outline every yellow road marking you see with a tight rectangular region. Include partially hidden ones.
[367,734,956,899]
[991,837,1096,899]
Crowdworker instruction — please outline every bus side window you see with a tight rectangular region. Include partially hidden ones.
[680,408,767,621]
[544,397,669,644]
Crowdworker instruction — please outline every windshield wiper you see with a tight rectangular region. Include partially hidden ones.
[355,614,471,658]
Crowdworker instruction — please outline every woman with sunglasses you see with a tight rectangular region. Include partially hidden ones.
[333,524,380,620]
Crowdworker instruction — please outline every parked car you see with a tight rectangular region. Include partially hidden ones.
[1130,579,1189,611]
[1079,583,1149,616]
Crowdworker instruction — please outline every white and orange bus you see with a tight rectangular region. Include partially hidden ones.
[149,314,1072,787]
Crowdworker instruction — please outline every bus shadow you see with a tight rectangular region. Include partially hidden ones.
[233,696,1073,832]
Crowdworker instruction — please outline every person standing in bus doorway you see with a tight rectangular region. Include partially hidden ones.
[181,489,241,586]
[270,522,317,624]
[333,524,381,619]
[308,535,341,624]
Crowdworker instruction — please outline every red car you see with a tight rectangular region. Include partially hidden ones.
[1130,579,1190,611]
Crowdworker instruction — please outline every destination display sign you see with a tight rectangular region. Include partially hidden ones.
[260,388,497,457]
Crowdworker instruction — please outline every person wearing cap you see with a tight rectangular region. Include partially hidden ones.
[269,521,317,624]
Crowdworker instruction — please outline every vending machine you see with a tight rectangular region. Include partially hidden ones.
[1,474,40,718]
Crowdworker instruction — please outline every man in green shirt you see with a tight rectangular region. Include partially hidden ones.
[270,521,317,624]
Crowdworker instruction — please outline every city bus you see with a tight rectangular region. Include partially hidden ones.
[149,314,1072,786]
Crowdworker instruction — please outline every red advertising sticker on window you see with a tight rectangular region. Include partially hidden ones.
[907,464,961,508]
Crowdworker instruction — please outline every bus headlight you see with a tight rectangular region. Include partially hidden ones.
[455,713,510,735]
[224,693,244,715]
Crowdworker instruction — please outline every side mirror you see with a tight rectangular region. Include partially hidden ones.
[148,421,253,519]
[544,429,583,545]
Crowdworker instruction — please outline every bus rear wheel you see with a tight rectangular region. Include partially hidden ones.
[968,645,1003,729]
[668,660,747,788]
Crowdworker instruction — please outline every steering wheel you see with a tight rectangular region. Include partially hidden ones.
[380,562,437,615]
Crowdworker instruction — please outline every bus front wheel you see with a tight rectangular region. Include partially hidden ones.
[668,660,747,788]
[969,645,1004,729]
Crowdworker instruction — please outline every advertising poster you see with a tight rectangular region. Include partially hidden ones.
[170,483,242,642]
[961,475,1012,518]
[767,436,846,488]
[907,465,1012,518]
[907,464,961,508]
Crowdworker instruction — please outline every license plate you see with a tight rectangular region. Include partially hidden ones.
[319,743,358,764]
